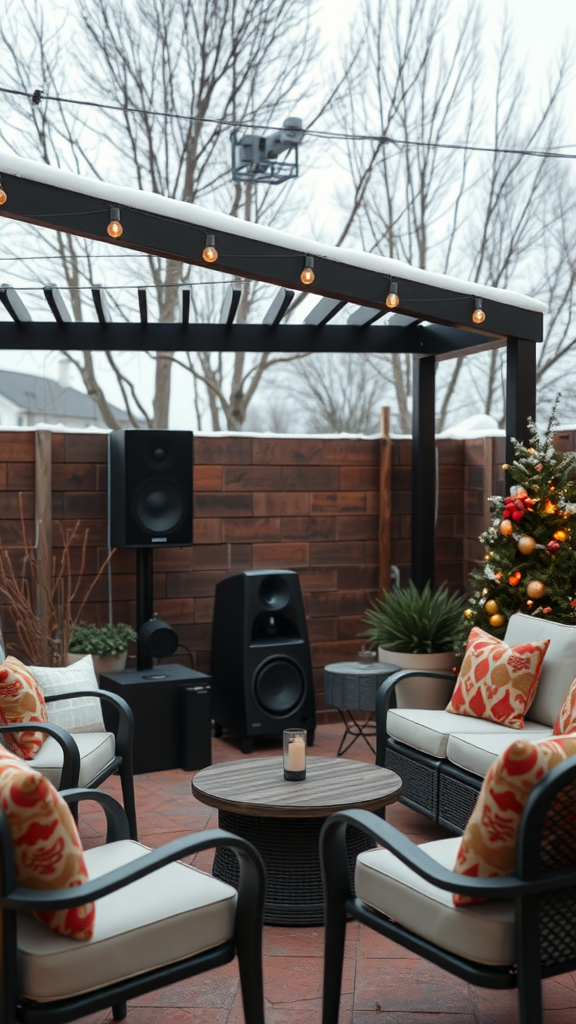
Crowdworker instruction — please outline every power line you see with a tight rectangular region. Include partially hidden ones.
[1,84,575,161]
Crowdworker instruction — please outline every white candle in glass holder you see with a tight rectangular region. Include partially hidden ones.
[288,734,306,773]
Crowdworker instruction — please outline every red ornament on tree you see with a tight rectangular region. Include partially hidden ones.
[546,540,560,552]
[543,607,552,615]
[502,493,534,523]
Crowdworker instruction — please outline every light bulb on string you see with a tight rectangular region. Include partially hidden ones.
[0,177,6,205]
[385,280,399,308]
[107,207,123,238]
[202,234,218,263]
[300,255,315,285]
[472,297,486,324]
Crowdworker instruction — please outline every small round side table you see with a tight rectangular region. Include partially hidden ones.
[324,660,400,756]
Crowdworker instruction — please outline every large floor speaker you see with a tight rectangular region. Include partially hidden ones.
[108,430,193,548]
[210,570,316,752]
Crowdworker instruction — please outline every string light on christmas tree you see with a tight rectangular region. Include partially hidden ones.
[544,499,557,514]
[554,530,567,541]
[508,571,522,586]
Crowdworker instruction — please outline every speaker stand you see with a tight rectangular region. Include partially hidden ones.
[136,548,154,670]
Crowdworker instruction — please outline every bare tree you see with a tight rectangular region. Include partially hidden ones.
[303,0,574,431]
[0,0,324,428]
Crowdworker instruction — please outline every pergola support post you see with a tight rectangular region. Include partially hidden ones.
[505,339,536,467]
[411,355,436,591]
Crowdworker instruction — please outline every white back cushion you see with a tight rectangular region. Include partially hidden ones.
[504,614,576,726]
[30,657,106,733]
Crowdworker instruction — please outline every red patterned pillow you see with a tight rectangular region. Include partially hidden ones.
[553,677,576,735]
[0,657,49,758]
[453,735,576,905]
[0,747,95,939]
[446,627,549,729]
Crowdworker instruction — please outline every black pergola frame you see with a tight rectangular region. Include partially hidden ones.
[0,155,543,590]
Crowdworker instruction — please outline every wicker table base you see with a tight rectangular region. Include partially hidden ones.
[192,756,402,927]
[214,809,374,925]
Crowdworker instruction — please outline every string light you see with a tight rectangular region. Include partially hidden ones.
[385,280,399,308]
[553,530,567,541]
[202,234,218,263]
[300,255,315,285]
[107,207,123,238]
[472,297,485,324]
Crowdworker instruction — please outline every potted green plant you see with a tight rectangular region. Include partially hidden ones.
[67,623,137,678]
[361,582,465,709]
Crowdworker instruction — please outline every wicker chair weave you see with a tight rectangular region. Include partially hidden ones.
[537,779,576,968]
[386,747,438,816]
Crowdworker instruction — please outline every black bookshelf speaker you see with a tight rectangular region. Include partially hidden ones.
[108,430,193,548]
[210,570,316,752]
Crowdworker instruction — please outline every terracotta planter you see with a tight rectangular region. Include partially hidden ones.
[67,650,128,680]
[378,648,459,709]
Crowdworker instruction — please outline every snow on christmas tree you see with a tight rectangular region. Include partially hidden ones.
[466,405,576,637]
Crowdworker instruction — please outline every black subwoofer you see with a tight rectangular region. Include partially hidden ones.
[210,570,316,752]
[108,430,193,548]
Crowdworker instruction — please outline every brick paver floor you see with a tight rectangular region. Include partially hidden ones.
[76,723,576,1024]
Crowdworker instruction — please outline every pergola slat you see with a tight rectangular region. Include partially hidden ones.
[220,283,242,326]
[347,306,385,326]
[0,284,32,322]
[262,288,294,326]
[304,297,346,326]
[138,288,148,325]
[43,285,72,324]
[181,288,191,326]
[92,287,111,325]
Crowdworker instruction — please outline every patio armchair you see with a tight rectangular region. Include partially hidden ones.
[320,754,576,1024]
[0,686,138,840]
[1,788,266,1024]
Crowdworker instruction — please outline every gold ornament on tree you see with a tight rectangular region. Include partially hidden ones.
[500,520,513,536]
[489,613,505,627]
[527,580,546,599]
[485,599,499,615]
[517,535,536,555]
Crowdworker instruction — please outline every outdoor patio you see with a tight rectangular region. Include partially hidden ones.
[75,723,576,1024]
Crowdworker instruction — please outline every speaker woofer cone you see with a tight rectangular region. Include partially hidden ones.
[132,479,186,534]
[253,656,305,716]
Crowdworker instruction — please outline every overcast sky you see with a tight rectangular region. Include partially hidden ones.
[0,0,574,430]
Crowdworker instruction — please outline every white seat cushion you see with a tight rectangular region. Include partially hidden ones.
[31,733,116,788]
[355,836,515,966]
[446,727,553,778]
[17,839,237,1001]
[387,708,548,759]
[504,614,576,726]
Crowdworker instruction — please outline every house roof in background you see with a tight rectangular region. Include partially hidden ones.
[0,369,129,423]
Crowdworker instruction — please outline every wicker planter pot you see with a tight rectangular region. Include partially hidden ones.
[67,650,128,680]
[377,648,459,709]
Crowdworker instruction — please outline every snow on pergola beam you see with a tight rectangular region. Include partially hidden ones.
[0,152,544,344]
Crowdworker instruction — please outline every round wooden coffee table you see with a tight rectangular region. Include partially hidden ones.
[192,755,402,925]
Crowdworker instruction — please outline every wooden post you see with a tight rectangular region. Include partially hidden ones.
[35,430,52,664]
[378,407,392,593]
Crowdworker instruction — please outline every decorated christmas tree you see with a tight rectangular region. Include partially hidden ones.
[466,406,576,637]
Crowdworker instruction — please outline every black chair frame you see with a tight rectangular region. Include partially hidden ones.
[0,689,137,840]
[376,669,477,831]
[320,757,576,1024]
[0,789,266,1024]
